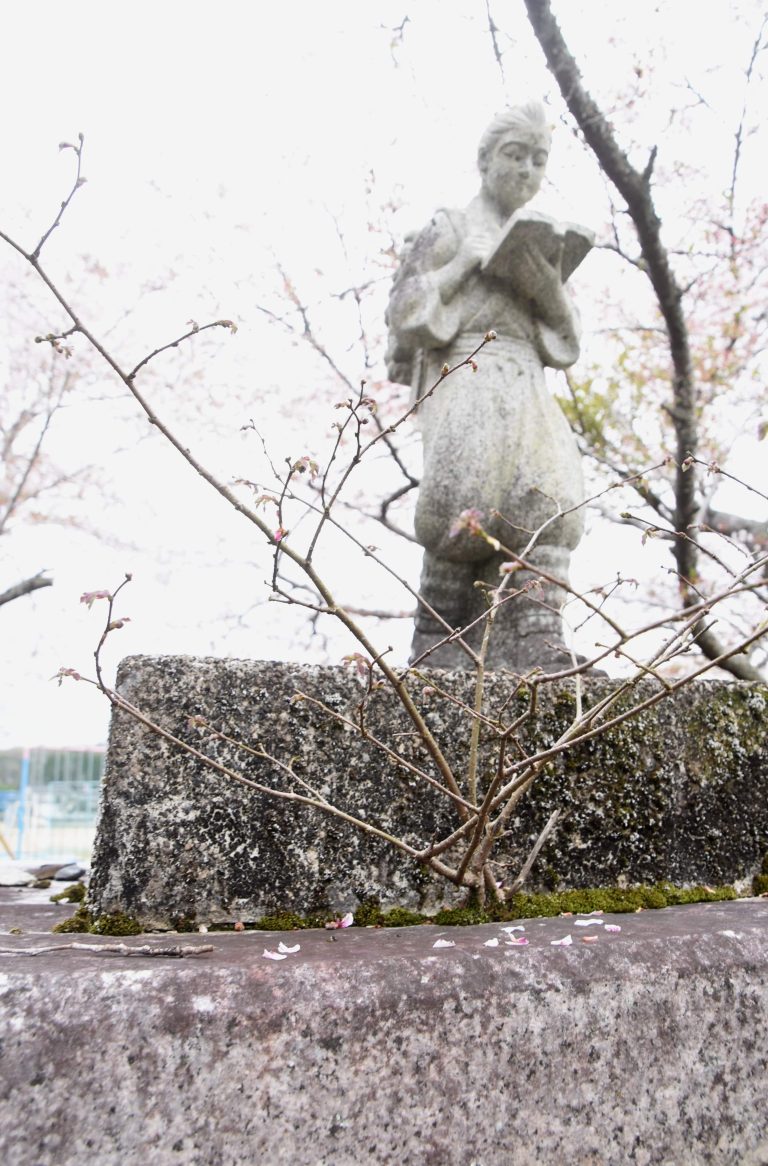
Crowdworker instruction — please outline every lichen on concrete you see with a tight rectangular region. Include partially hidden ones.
[88,656,768,927]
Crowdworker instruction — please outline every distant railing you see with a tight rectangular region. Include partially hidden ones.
[0,747,105,862]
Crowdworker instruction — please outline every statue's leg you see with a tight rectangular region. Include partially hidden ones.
[471,545,576,672]
[410,551,477,667]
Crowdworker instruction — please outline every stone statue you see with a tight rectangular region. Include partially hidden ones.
[386,103,593,671]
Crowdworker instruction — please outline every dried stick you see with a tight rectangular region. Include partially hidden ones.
[0,943,214,958]
[505,810,561,895]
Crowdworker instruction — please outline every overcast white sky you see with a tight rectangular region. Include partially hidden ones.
[2,1,767,749]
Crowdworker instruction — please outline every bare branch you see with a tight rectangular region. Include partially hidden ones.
[484,0,507,85]
[728,13,768,233]
[128,320,237,382]
[32,134,86,260]
[0,942,214,958]
[505,809,561,895]
[525,2,697,549]
[0,572,53,608]
[522,0,766,679]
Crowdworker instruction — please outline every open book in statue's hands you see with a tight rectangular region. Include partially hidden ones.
[481,210,595,287]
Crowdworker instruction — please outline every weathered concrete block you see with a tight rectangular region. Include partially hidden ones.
[89,657,768,928]
[1,895,767,1166]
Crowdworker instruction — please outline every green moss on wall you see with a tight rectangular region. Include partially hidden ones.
[244,881,739,931]
[52,905,93,933]
[52,906,141,935]
[51,879,745,936]
[50,882,86,904]
[90,912,142,936]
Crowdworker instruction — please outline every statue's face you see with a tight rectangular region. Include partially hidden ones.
[482,133,548,216]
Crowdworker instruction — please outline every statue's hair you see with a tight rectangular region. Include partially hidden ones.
[477,102,552,172]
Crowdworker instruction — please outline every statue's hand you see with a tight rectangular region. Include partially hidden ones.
[518,241,571,326]
[456,225,496,274]
[438,225,496,303]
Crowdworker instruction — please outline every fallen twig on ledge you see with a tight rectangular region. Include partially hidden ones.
[0,942,215,958]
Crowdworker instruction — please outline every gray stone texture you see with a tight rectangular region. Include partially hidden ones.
[1,893,767,1165]
[88,655,768,927]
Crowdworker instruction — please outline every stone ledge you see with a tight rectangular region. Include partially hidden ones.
[1,893,767,1165]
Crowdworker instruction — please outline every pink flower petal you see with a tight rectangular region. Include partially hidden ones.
[80,589,111,608]
[582,936,599,944]
[324,911,354,929]
[263,949,288,960]
[505,936,529,946]
[604,924,622,933]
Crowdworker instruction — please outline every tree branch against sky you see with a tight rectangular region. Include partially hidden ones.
[0,323,83,611]
[0,572,52,610]
[521,0,767,680]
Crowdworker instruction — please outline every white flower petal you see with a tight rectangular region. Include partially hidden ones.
[483,937,500,947]
[263,949,288,960]
[501,925,525,933]
[277,941,301,954]
[550,934,573,946]
[574,919,604,927]
[433,938,456,948]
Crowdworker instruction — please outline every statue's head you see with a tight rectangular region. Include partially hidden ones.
[478,102,551,216]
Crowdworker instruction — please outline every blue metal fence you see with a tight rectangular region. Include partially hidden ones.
[0,747,104,862]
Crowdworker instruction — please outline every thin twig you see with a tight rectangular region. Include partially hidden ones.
[505,810,561,894]
[32,134,85,259]
[0,942,214,958]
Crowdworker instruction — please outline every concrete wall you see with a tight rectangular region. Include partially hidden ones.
[89,657,768,926]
